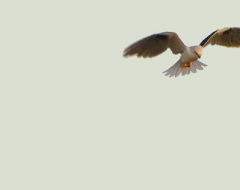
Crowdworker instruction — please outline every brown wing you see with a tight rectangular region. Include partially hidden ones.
[123,32,185,58]
[200,27,240,47]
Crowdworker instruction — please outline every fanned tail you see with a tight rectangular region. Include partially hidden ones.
[163,60,207,77]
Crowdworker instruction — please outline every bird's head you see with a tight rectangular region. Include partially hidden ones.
[192,45,203,58]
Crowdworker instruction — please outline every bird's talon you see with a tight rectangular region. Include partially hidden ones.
[182,62,192,68]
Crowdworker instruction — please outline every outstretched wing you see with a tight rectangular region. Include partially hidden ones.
[123,32,185,58]
[200,27,240,47]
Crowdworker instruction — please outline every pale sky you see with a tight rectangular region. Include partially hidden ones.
[1,0,240,189]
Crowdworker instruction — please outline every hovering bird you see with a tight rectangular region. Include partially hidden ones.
[123,27,240,77]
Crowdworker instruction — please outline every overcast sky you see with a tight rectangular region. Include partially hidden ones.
[1,0,240,189]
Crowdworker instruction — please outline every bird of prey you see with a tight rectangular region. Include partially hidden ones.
[123,27,240,77]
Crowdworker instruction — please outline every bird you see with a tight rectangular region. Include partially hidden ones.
[123,27,240,77]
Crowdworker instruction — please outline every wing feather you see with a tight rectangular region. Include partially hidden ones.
[200,27,240,47]
[123,32,185,58]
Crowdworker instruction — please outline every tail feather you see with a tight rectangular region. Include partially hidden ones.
[163,60,207,77]
[190,64,197,73]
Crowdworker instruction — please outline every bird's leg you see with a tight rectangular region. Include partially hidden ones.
[182,62,192,68]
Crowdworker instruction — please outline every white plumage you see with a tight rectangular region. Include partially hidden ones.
[123,27,240,77]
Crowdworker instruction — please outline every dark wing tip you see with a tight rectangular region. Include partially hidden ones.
[122,45,140,57]
[199,29,218,47]
[123,48,130,57]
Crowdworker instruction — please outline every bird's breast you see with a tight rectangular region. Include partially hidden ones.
[180,48,198,63]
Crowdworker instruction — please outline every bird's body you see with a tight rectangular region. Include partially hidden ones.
[180,46,201,62]
[163,45,206,77]
[123,27,240,77]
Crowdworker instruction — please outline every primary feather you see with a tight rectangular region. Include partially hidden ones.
[200,27,240,47]
[123,32,185,58]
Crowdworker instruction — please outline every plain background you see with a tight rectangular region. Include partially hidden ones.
[1,0,240,189]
